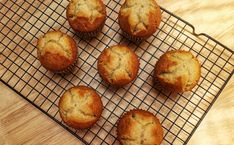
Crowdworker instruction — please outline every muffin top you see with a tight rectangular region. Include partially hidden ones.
[117,109,163,145]
[37,31,77,72]
[155,50,201,92]
[119,0,161,38]
[67,0,106,32]
[98,45,139,86]
[59,86,103,129]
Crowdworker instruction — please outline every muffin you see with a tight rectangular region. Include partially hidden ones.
[97,45,139,86]
[58,86,103,129]
[118,0,161,42]
[66,0,106,37]
[155,50,201,92]
[37,31,78,73]
[117,109,163,145]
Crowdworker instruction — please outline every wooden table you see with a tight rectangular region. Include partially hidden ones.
[0,0,233,144]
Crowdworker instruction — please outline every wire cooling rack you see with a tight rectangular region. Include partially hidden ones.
[0,0,233,144]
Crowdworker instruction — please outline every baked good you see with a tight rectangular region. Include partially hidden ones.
[154,50,201,92]
[118,0,161,42]
[58,86,103,129]
[37,31,77,73]
[117,109,163,145]
[66,0,106,37]
[97,45,139,86]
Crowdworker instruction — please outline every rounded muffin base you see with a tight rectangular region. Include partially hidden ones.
[39,55,78,74]
[71,20,105,38]
[122,30,147,42]
[52,57,78,74]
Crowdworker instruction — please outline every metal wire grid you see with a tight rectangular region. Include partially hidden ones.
[0,0,233,144]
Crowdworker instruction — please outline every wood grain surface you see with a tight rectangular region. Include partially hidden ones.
[0,0,233,145]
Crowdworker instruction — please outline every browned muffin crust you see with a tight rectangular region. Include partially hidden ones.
[97,45,139,86]
[155,50,201,92]
[117,109,163,145]
[59,86,103,129]
[66,0,106,37]
[118,0,161,41]
[37,31,77,73]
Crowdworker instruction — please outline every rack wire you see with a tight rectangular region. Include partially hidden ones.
[0,0,233,144]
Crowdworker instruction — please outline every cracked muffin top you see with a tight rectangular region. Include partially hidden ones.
[97,45,139,86]
[67,0,106,33]
[118,0,161,40]
[37,31,77,73]
[59,86,103,129]
[117,109,163,145]
[155,50,201,92]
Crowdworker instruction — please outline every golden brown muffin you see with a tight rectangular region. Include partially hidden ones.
[97,45,139,86]
[66,0,106,37]
[117,109,163,145]
[58,86,103,129]
[155,50,201,92]
[37,31,78,73]
[118,0,161,41]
